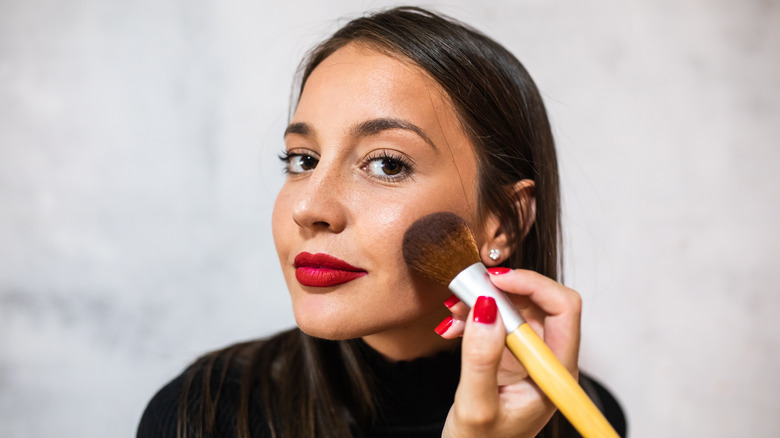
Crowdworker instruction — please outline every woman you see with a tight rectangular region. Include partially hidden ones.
[138,6,625,438]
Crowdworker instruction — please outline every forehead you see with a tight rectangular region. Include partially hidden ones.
[304,42,443,100]
[294,43,467,143]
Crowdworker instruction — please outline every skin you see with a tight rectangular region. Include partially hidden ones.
[272,42,583,437]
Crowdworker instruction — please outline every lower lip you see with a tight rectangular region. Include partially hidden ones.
[295,267,367,287]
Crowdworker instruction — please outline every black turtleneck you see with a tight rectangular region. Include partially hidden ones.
[137,335,625,437]
[355,339,461,437]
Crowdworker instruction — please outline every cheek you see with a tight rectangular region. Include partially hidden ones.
[352,184,472,285]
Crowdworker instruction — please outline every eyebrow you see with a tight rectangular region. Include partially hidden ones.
[284,122,311,137]
[353,118,438,152]
[284,118,438,152]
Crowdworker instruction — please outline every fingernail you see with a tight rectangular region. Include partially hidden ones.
[434,315,454,335]
[488,267,511,275]
[473,296,497,324]
[443,294,460,308]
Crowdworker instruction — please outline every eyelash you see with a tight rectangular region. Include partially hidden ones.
[361,150,415,182]
[279,149,415,182]
[279,150,312,174]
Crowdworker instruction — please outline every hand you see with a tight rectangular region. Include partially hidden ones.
[437,268,582,438]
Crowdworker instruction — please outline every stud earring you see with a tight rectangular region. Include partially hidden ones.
[489,249,500,261]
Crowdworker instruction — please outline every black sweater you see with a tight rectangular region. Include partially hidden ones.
[137,334,626,437]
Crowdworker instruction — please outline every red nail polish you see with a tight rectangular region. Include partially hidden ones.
[434,316,454,335]
[488,267,511,275]
[473,296,497,324]
[444,294,460,308]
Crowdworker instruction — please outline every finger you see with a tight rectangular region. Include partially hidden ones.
[446,290,530,319]
[434,314,466,339]
[453,296,506,425]
[487,269,581,318]
[487,269,582,376]
[443,293,470,317]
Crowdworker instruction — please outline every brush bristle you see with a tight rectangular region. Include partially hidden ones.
[402,212,481,286]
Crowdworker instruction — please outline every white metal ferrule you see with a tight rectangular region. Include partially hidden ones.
[447,262,525,333]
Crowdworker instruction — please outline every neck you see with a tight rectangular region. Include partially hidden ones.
[361,306,460,362]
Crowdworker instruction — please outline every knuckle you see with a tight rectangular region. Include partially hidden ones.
[463,345,493,372]
[462,341,499,368]
[456,404,497,427]
[566,288,583,312]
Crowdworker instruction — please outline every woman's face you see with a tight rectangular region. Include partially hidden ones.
[272,43,483,356]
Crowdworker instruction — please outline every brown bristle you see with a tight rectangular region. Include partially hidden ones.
[402,212,481,285]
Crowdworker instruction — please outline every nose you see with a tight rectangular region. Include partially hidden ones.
[291,163,348,234]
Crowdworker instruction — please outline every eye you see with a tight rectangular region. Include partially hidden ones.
[366,157,402,176]
[362,151,413,181]
[280,151,319,174]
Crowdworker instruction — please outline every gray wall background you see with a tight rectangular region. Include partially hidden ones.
[1,0,778,436]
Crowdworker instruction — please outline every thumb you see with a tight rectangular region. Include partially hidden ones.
[454,296,506,425]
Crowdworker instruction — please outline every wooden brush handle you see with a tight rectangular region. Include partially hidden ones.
[506,323,620,438]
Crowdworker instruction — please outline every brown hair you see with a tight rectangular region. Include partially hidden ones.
[176,6,564,438]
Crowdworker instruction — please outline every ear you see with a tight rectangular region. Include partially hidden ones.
[478,179,536,266]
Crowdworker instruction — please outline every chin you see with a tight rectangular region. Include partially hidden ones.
[287,277,449,341]
[297,324,353,341]
[292,306,363,340]
[295,317,372,340]
[292,304,410,341]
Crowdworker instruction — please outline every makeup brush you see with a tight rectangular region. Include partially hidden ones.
[403,212,619,438]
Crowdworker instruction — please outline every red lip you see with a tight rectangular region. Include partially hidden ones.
[293,252,367,287]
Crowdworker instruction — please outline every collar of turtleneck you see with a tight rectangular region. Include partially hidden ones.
[354,339,462,438]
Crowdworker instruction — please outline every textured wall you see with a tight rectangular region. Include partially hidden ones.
[1,1,778,436]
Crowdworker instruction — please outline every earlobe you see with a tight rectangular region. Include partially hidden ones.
[478,213,510,266]
[478,179,536,266]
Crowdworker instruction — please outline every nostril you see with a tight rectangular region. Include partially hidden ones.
[292,200,345,233]
[312,220,331,229]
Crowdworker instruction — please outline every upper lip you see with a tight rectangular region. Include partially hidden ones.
[293,252,366,272]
